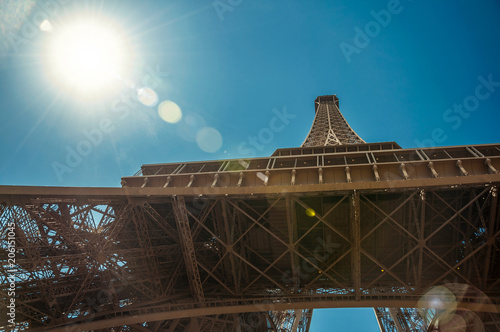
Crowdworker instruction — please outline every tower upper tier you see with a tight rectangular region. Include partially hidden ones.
[301,95,365,147]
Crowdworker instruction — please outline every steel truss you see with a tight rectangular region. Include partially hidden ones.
[1,184,499,331]
[302,95,365,146]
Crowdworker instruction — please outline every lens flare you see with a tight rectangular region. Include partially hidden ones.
[196,127,223,153]
[137,87,158,107]
[158,100,182,123]
[40,19,53,32]
[305,208,316,217]
[418,286,457,325]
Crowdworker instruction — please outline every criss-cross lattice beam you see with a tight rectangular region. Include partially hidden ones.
[172,196,205,304]
[2,185,499,331]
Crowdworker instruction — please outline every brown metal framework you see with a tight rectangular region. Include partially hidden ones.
[1,95,500,331]
[1,183,499,331]
[301,95,365,146]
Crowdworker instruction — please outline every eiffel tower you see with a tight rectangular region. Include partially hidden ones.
[1,95,499,331]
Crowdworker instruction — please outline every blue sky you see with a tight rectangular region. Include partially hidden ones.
[1,0,499,330]
[311,308,380,331]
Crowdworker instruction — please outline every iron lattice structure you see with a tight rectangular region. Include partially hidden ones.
[1,95,500,332]
[302,95,365,147]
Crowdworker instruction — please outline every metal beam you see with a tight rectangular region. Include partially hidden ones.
[388,308,404,332]
[172,196,205,304]
[350,191,361,301]
[286,195,300,289]
[483,186,498,290]
[220,200,240,293]
[418,190,425,291]
[2,175,500,203]
[291,310,303,332]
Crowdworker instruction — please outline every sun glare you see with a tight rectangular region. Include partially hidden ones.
[46,17,130,96]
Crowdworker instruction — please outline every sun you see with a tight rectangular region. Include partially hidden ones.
[46,16,131,96]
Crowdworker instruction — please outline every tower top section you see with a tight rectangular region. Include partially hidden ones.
[301,94,365,147]
[314,95,340,111]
